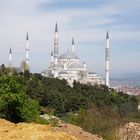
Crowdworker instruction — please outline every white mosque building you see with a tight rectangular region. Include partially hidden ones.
[41,23,107,86]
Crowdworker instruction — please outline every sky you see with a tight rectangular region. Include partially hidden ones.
[0,0,140,77]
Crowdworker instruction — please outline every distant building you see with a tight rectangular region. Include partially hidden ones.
[41,23,105,86]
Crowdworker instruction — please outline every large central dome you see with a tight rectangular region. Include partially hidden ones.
[59,52,79,60]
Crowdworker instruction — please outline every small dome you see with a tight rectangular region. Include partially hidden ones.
[68,63,84,69]
[59,52,79,60]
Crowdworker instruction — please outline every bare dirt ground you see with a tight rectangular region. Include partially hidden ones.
[0,119,103,140]
[119,122,140,140]
[0,119,78,140]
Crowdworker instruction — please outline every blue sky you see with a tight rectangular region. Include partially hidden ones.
[0,0,140,76]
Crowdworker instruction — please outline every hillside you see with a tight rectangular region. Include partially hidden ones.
[0,119,102,140]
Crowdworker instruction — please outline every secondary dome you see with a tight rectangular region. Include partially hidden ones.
[59,52,79,60]
[68,62,84,69]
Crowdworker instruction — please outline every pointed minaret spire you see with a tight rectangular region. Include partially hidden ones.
[71,37,75,52]
[26,32,29,40]
[72,37,74,45]
[55,22,58,33]
[25,32,30,71]
[9,47,12,68]
[105,30,110,87]
[106,30,109,39]
[9,47,12,54]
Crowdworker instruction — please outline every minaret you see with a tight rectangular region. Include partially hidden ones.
[71,38,75,52]
[9,47,12,68]
[54,23,59,66]
[25,33,29,70]
[53,23,59,78]
[105,31,110,87]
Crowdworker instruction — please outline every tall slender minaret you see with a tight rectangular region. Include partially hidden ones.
[53,23,59,78]
[71,38,75,52]
[105,31,110,87]
[54,23,59,66]
[9,47,12,68]
[25,33,29,70]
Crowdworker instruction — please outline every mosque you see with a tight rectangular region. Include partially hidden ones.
[41,23,109,86]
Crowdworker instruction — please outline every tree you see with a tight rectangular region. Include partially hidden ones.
[20,98,40,122]
[46,91,65,114]
[0,75,40,123]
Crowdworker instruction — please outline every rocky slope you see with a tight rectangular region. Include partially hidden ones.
[0,119,102,140]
